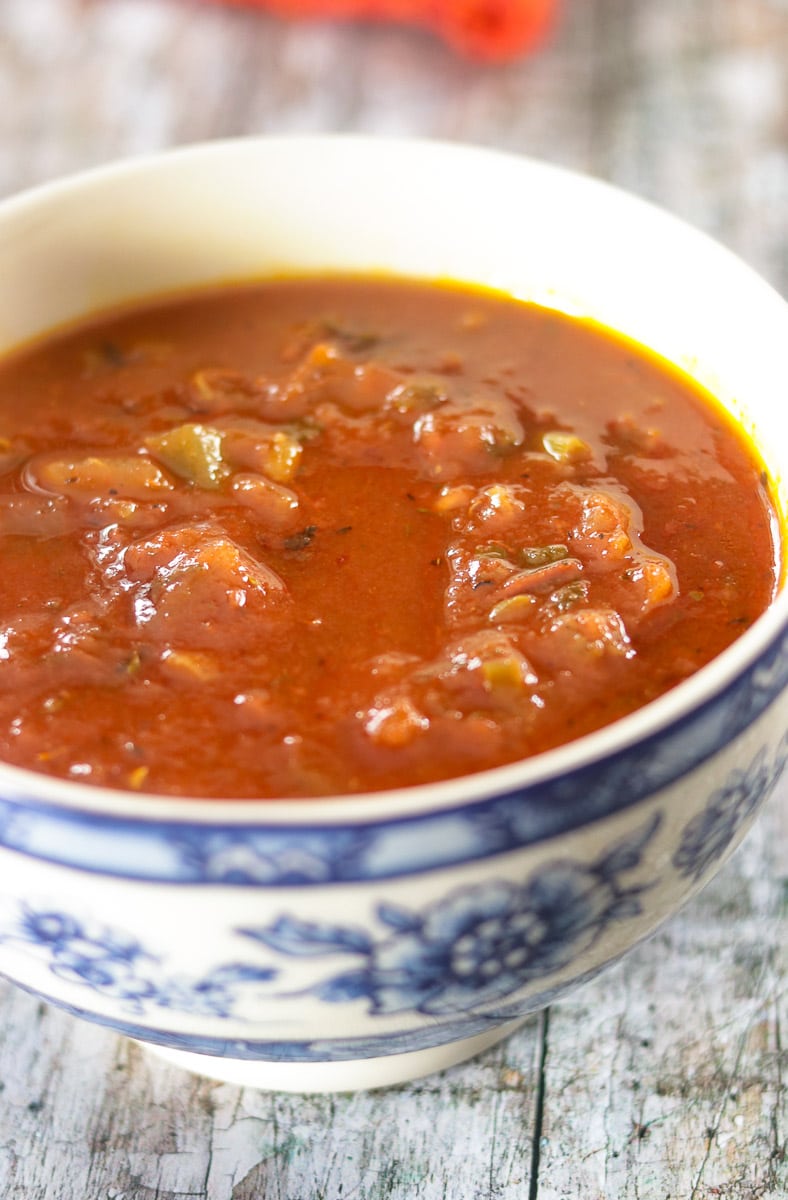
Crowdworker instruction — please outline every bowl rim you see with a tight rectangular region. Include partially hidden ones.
[0,132,785,826]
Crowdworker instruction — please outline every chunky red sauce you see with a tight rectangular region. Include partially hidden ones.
[0,277,778,797]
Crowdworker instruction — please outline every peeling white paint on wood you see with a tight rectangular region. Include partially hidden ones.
[0,0,786,1195]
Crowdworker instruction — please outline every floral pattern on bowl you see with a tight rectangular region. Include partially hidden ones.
[241,813,661,1017]
[0,908,277,1018]
[0,814,660,1023]
[673,730,788,882]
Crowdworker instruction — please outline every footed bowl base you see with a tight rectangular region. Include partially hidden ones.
[140,1018,525,1092]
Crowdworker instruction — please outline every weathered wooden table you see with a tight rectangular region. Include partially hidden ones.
[0,1,786,1196]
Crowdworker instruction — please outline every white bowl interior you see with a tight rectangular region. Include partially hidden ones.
[0,135,785,819]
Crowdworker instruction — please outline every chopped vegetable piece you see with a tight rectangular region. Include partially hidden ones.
[621,556,677,613]
[480,656,529,691]
[145,424,229,489]
[230,473,301,528]
[414,405,524,475]
[362,693,430,748]
[475,543,511,560]
[519,544,569,568]
[263,430,303,483]
[385,377,448,415]
[160,648,220,682]
[465,484,528,533]
[501,557,583,596]
[489,594,538,623]
[537,608,634,666]
[127,765,150,790]
[31,454,173,499]
[433,483,477,515]
[218,420,305,482]
[414,631,538,715]
[547,581,589,612]
[542,431,592,463]
[189,367,269,415]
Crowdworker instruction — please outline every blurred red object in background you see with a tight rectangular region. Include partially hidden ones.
[207,0,558,61]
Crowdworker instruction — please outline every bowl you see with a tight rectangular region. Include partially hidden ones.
[0,136,785,1092]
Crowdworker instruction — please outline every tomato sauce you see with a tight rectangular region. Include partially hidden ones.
[0,277,778,797]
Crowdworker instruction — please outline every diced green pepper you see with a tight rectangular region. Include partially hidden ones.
[475,542,511,560]
[550,581,589,611]
[387,379,446,415]
[145,423,229,489]
[519,544,569,568]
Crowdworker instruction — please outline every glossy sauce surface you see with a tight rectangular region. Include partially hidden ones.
[0,277,778,797]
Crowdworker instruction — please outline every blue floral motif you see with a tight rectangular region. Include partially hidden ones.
[36,950,630,1063]
[240,813,660,1017]
[1,907,277,1017]
[673,733,788,882]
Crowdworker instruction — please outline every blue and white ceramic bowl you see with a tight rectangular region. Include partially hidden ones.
[0,137,785,1091]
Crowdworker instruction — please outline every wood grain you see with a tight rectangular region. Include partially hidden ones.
[0,0,786,1195]
[1,0,787,298]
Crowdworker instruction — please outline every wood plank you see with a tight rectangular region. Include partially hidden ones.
[537,783,787,1200]
[0,980,544,1198]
